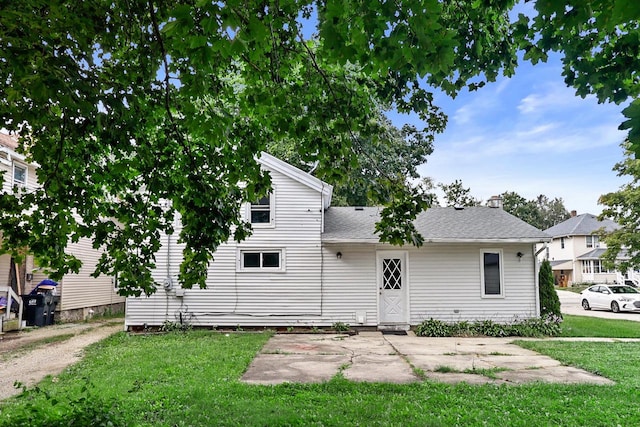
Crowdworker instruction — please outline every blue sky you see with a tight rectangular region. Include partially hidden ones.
[389,52,628,216]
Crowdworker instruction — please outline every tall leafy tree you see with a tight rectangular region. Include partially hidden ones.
[599,143,640,272]
[535,194,571,230]
[0,1,638,295]
[501,191,569,230]
[439,180,482,207]
[267,115,434,207]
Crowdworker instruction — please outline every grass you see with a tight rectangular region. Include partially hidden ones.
[556,285,589,294]
[560,314,640,337]
[1,330,639,426]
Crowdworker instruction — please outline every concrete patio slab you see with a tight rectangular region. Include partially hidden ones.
[243,354,350,385]
[241,332,616,386]
[344,354,419,383]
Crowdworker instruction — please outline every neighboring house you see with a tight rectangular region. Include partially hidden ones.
[125,154,551,330]
[0,133,124,323]
[542,212,635,286]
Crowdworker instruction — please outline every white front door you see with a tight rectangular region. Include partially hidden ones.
[378,252,407,324]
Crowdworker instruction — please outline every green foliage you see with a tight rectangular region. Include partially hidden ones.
[515,1,640,154]
[414,315,562,338]
[599,142,640,273]
[539,260,562,318]
[439,179,482,207]
[267,115,436,207]
[1,1,639,296]
[501,191,570,230]
[331,322,350,332]
[159,320,192,333]
[2,332,640,425]
[3,380,124,427]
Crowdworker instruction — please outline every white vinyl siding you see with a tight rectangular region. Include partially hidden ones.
[126,167,325,328]
[408,244,536,324]
[125,158,541,329]
[30,238,123,311]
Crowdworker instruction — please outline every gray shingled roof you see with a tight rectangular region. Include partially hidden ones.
[323,206,551,243]
[576,248,607,260]
[544,213,619,237]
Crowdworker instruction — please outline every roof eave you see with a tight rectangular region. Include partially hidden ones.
[258,152,333,199]
[322,237,551,244]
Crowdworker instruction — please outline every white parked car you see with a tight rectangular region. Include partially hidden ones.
[580,284,640,313]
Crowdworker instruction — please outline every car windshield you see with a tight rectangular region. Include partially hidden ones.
[609,286,639,294]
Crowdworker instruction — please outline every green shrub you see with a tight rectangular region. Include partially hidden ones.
[414,318,451,337]
[414,314,562,337]
[539,259,562,318]
[160,320,193,332]
[332,322,350,332]
[5,380,125,427]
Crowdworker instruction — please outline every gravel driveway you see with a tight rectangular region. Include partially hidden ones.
[0,321,123,401]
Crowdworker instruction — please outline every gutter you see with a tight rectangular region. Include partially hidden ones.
[322,237,552,244]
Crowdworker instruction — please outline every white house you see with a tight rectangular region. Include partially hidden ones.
[0,133,124,324]
[125,154,551,330]
[543,212,638,286]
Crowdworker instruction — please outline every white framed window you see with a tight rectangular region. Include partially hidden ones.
[238,249,284,272]
[480,249,504,297]
[248,192,275,227]
[560,237,565,249]
[592,260,611,273]
[582,260,592,274]
[13,163,27,187]
[586,235,599,248]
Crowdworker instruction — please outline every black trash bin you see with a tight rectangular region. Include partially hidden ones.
[22,279,60,327]
[43,294,60,325]
[22,294,46,327]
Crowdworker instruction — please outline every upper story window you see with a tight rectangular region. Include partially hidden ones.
[250,194,274,226]
[586,235,599,248]
[560,237,565,249]
[13,163,27,187]
[480,250,503,297]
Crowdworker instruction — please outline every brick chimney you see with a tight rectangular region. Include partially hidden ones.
[488,195,503,209]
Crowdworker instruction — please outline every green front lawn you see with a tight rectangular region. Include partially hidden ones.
[560,314,640,337]
[1,330,639,427]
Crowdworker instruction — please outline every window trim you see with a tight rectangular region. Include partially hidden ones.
[12,162,27,187]
[237,248,285,272]
[247,190,276,228]
[480,249,504,298]
[586,235,599,248]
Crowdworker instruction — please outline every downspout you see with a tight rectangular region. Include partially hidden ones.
[534,243,548,317]
[320,186,324,316]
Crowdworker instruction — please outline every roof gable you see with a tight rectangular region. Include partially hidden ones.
[544,213,619,237]
[258,152,332,208]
